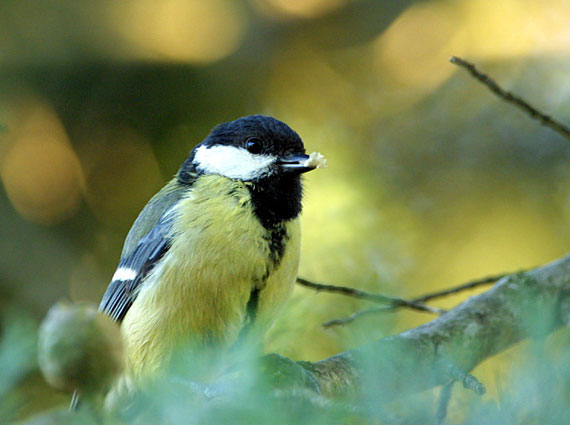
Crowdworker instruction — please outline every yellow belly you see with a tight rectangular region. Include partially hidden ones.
[121,176,300,378]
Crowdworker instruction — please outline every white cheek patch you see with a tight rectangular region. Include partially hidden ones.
[193,144,275,180]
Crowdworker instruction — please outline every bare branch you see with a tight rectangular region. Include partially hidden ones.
[300,271,514,328]
[412,272,512,304]
[314,270,530,328]
[322,306,392,329]
[435,382,454,425]
[296,277,444,315]
[450,56,570,141]
[445,364,486,395]
[296,255,570,399]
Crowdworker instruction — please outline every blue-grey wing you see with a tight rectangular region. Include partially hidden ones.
[99,209,177,322]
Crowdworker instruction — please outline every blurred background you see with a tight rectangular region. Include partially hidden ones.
[1,0,570,422]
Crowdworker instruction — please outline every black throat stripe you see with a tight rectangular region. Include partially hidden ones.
[239,222,289,339]
[247,175,303,229]
[264,223,289,273]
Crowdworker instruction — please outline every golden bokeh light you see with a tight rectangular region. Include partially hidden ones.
[374,0,570,91]
[373,0,462,90]
[108,0,246,63]
[263,45,374,127]
[438,202,562,283]
[253,0,347,19]
[402,195,567,322]
[454,0,570,59]
[1,99,84,225]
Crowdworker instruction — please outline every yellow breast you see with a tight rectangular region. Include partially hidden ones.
[121,176,300,378]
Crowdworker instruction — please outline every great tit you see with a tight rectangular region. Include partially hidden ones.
[99,115,325,379]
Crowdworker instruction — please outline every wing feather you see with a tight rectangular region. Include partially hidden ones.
[99,194,181,322]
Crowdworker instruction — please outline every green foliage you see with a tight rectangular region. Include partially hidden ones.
[1,309,567,425]
[0,310,37,423]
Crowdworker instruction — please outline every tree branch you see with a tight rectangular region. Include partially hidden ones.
[295,255,570,399]
[449,56,570,142]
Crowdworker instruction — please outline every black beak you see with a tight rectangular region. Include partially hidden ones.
[276,154,315,174]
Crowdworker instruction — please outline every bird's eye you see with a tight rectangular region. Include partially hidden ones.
[245,138,263,154]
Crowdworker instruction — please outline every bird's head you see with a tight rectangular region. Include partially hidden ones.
[179,115,322,183]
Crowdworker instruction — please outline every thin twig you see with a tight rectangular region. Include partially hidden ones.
[412,272,510,303]
[70,389,80,411]
[434,365,485,425]
[435,382,454,425]
[450,56,570,141]
[311,271,522,328]
[322,306,388,329]
[296,277,444,315]
[446,364,486,396]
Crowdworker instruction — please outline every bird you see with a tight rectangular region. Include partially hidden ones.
[98,115,325,380]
